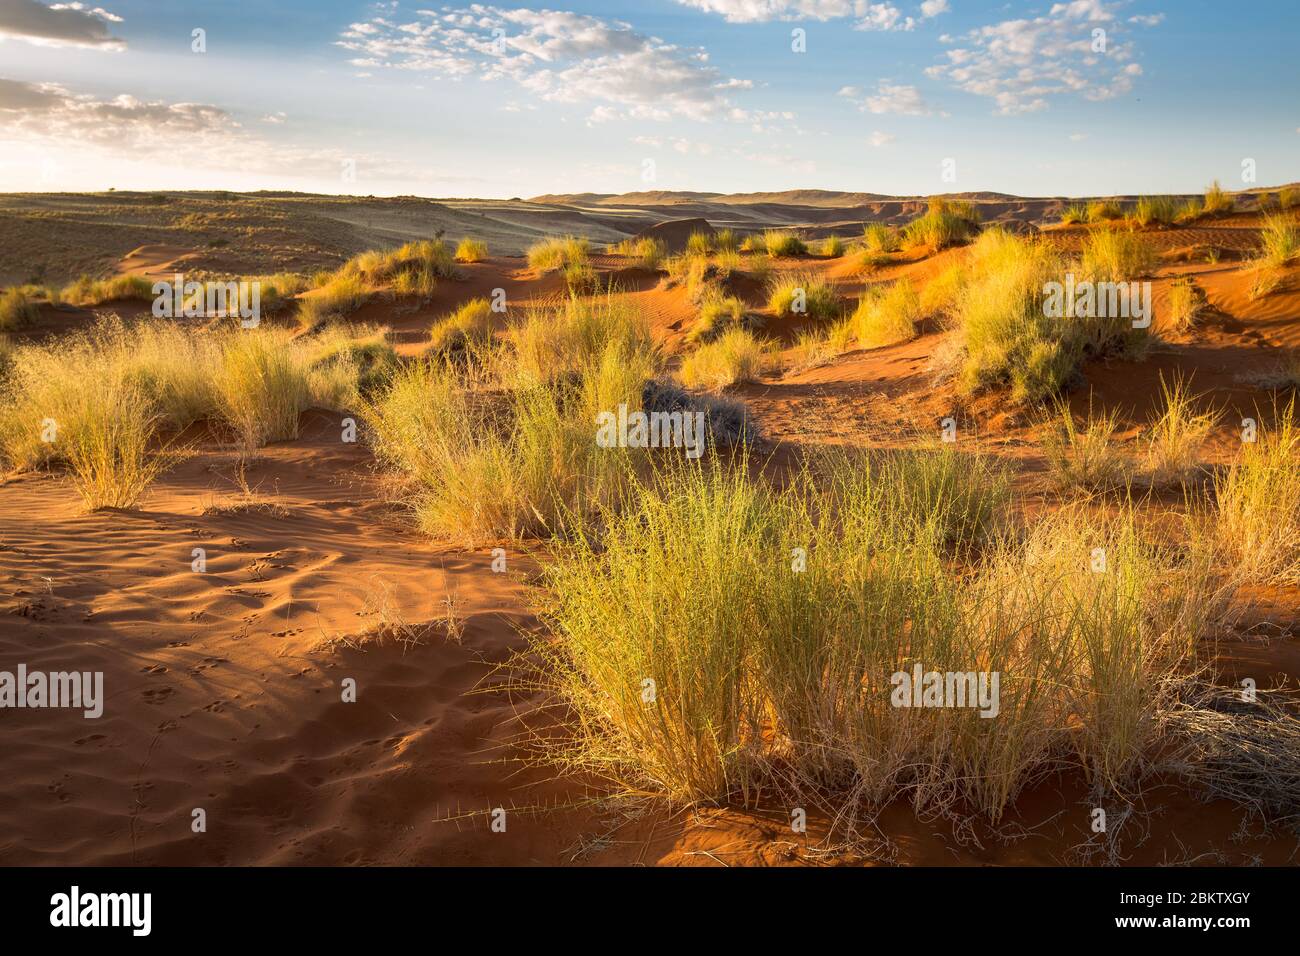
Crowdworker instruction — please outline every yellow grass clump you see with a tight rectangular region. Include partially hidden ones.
[850,279,920,348]
[678,327,767,391]
[454,238,489,263]
[902,198,980,250]
[1143,374,1221,488]
[430,298,498,352]
[766,272,840,321]
[528,235,590,273]
[0,289,40,331]
[1080,226,1158,282]
[1202,180,1233,215]
[1215,403,1300,583]
[763,230,808,257]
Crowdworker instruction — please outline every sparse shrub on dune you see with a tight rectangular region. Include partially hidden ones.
[850,279,920,348]
[61,274,154,307]
[1255,213,1299,270]
[0,317,380,502]
[454,238,489,263]
[1202,180,1234,216]
[500,296,657,390]
[738,234,761,254]
[766,272,840,321]
[1059,203,1088,225]
[1039,398,1127,491]
[678,327,768,391]
[852,249,892,275]
[1215,402,1300,583]
[61,377,176,510]
[1166,277,1203,332]
[528,235,590,273]
[296,272,371,330]
[714,229,737,253]
[1280,187,1300,211]
[687,295,747,344]
[528,450,1221,817]
[862,222,901,253]
[763,230,808,257]
[0,289,39,331]
[686,231,713,256]
[712,249,742,276]
[819,235,845,258]
[430,298,497,353]
[212,327,313,451]
[564,261,602,295]
[614,237,666,270]
[918,262,968,321]
[902,198,980,251]
[1174,198,1204,224]
[1086,199,1124,223]
[1142,373,1221,488]
[341,238,458,285]
[1132,195,1179,227]
[362,354,642,545]
[1080,226,1158,282]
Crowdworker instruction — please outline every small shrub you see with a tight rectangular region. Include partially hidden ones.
[0,289,39,331]
[61,274,154,307]
[430,298,496,352]
[862,223,902,253]
[1040,398,1126,491]
[679,328,767,391]
[455,238,489,263]
[1132,196,1178,227]
[763,230,808,257]
[767,272,840,321]
[850,280,919,348]
[1143,374,1221,487]
[1080,226,1158,282]
[1166,278,1202,333]
[714,229,736,252]
[528,236,590,273]
[686,231,713,256]
[688,295,746,344]
[1086,199,1124,223]
[820,236,845,258]
[565,262,601,295]
[1203,180,1233,215]
[297,272,370,329]
[1059,204,1087,225]
[902,199,980,250]
[1215,403,1300,583]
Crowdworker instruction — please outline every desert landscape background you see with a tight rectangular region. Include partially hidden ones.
[2,181,1299,866]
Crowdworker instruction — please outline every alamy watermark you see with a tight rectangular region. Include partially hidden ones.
[50,886,150,936]
[1043,273,1151,329]
[890,663,1000,718]
[0,665,103,718]
[153,274,261,327]
[595,404,705,459]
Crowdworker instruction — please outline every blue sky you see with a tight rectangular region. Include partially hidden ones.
[0,0,1296,198]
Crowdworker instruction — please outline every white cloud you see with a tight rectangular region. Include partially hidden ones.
[0,76,446,187]
[1069,131,1087,141]
[868,130,895,146]
[925,0,1154,114]
[0,0,124,50]
[840,82,943,116]
[337,7,762,124]
[1128,13,1165,26]
[671,0,931,30]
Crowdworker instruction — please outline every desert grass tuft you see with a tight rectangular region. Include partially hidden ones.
[763,230,808,257]
[1214,402,1299,583]
[678,327,768,391]
[528,235,590,273]
[766,272,840,321]
[454,238,489,263]
[0,289,40,331]
[902,198,980,250]
[849,279,920,348]
[1202,180,1234,216]
[1143,373,1221,488]
[1039,397,1127,491]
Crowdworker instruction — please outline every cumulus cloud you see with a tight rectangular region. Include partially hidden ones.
[839,82,943,116]
[671,0,942,29]
[337,7,764,124]
[0,76,447,186]
[925,0,1156,115]
[868,130,895,146]
[0,0,124,50]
